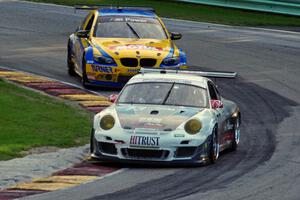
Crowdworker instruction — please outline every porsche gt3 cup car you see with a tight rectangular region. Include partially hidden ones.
[90,68,241,164]
[67,5,187,88]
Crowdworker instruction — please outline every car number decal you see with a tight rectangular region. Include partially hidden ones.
[129,136,160,147]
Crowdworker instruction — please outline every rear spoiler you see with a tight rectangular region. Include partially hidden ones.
[139,68,237,79]
[74,4,155,13]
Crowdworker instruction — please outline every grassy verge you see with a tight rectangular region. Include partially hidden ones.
[26,0,300,26]
[0,79,92,160]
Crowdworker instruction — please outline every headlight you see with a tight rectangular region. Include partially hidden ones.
[100,115,115,130]
[162,57,180,66]
[184,119,202,135]
[95,56,116,64]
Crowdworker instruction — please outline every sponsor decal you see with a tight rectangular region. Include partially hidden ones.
[147,78,192,84]
[139,117,162,123]
[86,60,94,64]
[91,65,113,73]
[130,136,160,147]
[174,133,185,138]
[100,16,159,24]
[111,17,148,23]
[109,44,165,51]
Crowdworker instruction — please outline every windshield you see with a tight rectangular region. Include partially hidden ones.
[94,16,167,39]
[117,82,208,108]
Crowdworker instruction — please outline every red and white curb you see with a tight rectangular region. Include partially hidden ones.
[0,67,121,200]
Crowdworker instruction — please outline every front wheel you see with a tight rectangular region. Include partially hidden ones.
[208,127,220,164]
[90,129,95,154]
[67,41,76,76]
[82,58,91,88]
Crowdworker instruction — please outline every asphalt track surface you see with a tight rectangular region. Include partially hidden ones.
[1,1,300,200]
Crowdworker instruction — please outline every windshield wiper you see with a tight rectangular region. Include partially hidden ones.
[162,82,175,105]
[126,22,140,39]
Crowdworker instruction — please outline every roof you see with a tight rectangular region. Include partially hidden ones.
[128,73,209,89]
[98,8,156,17]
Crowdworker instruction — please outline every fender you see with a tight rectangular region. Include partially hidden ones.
[84,46,94,64]
[179,48,187,65]
[68,34,76,55]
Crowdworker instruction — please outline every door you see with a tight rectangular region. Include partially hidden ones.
[208,81,227,146]
[74,13,95,74]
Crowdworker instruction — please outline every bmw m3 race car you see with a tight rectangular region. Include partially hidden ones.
[67,5,187,88]
[90,68,241,164]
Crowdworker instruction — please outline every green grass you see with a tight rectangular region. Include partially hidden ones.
[27,0,300,26]
[0,79,92,160]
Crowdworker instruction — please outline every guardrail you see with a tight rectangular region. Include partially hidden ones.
[178,0,300,16]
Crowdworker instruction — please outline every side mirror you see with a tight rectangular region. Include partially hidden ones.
[170,32,182,40]
[109,94,119,103]
[76,30,89,38]
[211,100,223,109]
[75,25,80,32]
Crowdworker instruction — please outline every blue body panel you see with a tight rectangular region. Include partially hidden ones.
[179,48,187,64]
[85,46,94,62]
[98,8,156,18]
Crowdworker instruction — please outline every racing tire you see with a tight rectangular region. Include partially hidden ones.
[229,116,241,151]
[67,40,77,76]
[90,129,95,154]
[82,58,91,89]
[208,126,220,164]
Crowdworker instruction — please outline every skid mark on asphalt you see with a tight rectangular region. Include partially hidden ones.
[0,67,118,200]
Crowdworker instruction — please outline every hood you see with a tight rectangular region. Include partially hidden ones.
[92,38,172,59]
[115,104,202,131]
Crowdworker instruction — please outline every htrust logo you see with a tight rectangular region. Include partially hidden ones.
[130,136,160,147]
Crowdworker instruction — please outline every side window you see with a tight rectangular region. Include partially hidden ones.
[85,14,95,31]
[215,86,221,99]
[208,82,219,100]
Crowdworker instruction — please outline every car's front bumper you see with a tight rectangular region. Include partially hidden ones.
[91,130,211,165]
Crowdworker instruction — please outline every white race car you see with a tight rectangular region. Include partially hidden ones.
[90,68,241,164]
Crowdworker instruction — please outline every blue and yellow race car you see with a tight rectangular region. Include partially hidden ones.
[67,5,187,88]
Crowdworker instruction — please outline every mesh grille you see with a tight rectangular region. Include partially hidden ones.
[175,147,197,158]
[140,58,157,67]
[99,142,117,155]
[120,58,138,67]
[122,148,169,159]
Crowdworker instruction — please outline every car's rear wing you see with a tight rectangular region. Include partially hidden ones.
[74,4,155,13]
[140,68,237,79]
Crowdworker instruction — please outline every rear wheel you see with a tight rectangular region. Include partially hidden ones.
[230,116,241,151]
[209,126,219,164]
[67,40,76,76]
